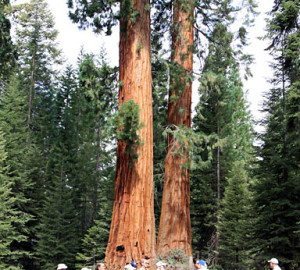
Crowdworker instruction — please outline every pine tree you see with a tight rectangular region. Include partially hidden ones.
[191,22,255,267]
[13,0,61,136]
[0,0,16,82]
[8,1,62,267]
[219,161,253,270]
[35,162,79,269]
[253,1,300,268]
[35,55,118,269]
[0,127,28,270]
[34,66,81,269]
[76,170,115,269]
[0,75,38,269]
[76,52,117,230]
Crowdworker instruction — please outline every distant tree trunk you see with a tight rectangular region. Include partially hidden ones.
[105,0,155,268]
[215,127,220,264]
[156,0,194,259]
[27,53,36,134]
[93,119,102,223]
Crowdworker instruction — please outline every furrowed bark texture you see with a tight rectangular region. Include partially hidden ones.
[156,0,194,259]
[105,0,155,269]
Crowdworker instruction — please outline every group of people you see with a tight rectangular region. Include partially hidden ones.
[56,256,281,270]
[57,262,105,270]
[124,258,163,270]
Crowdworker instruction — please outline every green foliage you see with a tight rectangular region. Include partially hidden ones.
[0,76,36,269]
[35,173,80,269]
[34,52,117,269]
[163,124,212,171]
[76,175,114,269]
[252,1,300,268]
[158,248,189,268]
[67,0,140,34]
[13,0,62,148]
[169,63,193,104]
[76,51,117,228]
[191,22,255,267]
[0,0,16,81]
[0,128,26,270]
[115,100,144,163]
[34,66,80,269]
[253,86,300,268]
[219,161,254,270]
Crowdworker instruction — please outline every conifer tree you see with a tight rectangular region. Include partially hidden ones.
[35,55,118,269]
[0,0,16,83]
[219,161,253,270]
[253,1,300,268]
[76,52,117,230]
[152,0,256,261]
[156,0,194,259]
[8,2,62,267]
[0,76,38,269]
[191,22,255,266]
[76,169,115,269]
[35,160,79,269]
[34,66,80,269]
[13,0,61,136]
[0,127,27,270]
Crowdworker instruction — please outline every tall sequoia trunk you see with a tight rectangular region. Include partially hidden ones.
[105,0,155,269]
[156,0,194,260]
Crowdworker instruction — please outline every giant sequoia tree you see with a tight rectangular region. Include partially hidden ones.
[156,0,194,259]
[68,0,155,268]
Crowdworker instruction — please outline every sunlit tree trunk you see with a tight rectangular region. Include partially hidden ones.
[156,0,194,260]
[105,0,155,268]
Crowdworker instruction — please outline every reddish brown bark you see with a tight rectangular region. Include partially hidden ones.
[156,0,194,260]
[105,0,155,269]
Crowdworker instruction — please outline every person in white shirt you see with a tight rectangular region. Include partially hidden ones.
[268,258,281,270]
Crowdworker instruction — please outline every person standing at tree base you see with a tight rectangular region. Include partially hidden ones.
[139,258,150,270]
[268,258,281,270]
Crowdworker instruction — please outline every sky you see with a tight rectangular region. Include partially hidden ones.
[46,0,274,129]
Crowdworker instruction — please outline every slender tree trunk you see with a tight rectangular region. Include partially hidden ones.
[215,129,221,264]
[93,118,102,223]
[281,43,288,181]
[105,0,155,268]
[156,0,194,260]
[27,54,35,134]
